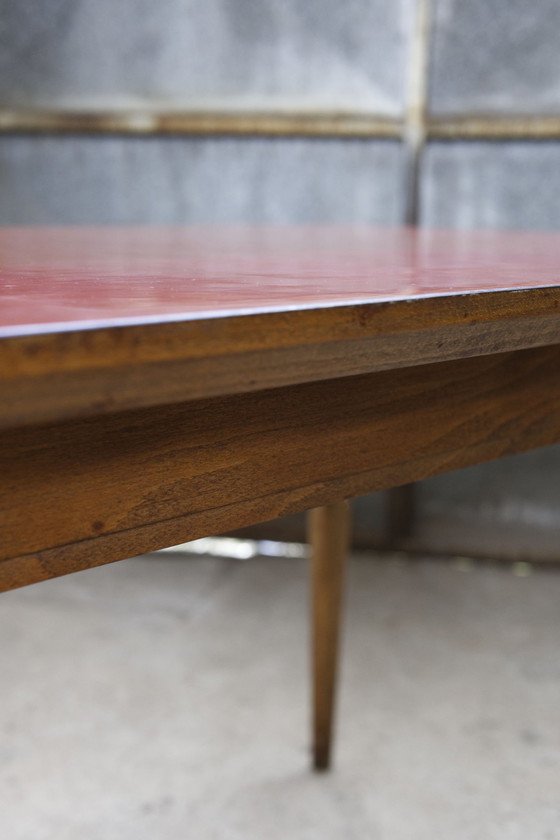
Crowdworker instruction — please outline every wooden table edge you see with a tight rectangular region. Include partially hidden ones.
[2,286,560,428]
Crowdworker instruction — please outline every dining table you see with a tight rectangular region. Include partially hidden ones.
[2,224,560,770]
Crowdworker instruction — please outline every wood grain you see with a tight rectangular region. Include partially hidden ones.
[3,288,560,428]
[2,345,560,592]
[309,502,350,770]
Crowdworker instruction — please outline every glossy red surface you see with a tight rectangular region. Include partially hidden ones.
[1,226,560,336]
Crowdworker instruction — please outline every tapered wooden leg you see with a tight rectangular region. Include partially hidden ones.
[308,500,350,771]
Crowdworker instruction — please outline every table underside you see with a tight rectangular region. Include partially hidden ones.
[2,344,560,592]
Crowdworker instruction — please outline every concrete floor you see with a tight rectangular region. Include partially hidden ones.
[1,552,560,839]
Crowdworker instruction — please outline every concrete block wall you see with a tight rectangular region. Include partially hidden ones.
[418,0,560,560]
[428,0,560,115]
[1,0,559,559]
[0,135,406,224]
[0,1,413,112]
[0,0,412,225]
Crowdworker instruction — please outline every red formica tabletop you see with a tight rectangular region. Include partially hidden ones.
[2,225,560,337]
[2,225,560,430]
